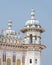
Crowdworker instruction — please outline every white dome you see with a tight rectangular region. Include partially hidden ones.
[25,8,40,26]
[25,19,40,26]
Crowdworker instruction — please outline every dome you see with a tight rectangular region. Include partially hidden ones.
[25,8,40,26]
[25,19,40,26]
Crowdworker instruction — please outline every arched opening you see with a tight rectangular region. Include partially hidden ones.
[30,59,32,64]
[30,34,32,43]
[17,59,21,65]
[7,58,11,65]
[35,36,37,40]
[35,59,37,64]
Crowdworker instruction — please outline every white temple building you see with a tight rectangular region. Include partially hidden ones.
[0,9,46,65]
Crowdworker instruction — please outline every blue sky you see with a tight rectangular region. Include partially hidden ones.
[0,0,52,65]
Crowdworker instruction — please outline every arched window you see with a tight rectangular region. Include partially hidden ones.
[35,59,37,64]
[6,39,9,43]
[0,38,2,42]
[7,58,11,65]
[30,59,32,63]
[35,36,37,40]
[2,38,6,43]
[0,58,1,65]
[17,59,21,65]
[30,34,32,43]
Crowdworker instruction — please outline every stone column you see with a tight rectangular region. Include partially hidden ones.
[32,36,35,44]
[22,52,25,65]
[3,51,6,65]
[13,52,16,65]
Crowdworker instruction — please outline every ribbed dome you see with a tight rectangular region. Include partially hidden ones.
[25,8,40,26]
[25,19,40,26]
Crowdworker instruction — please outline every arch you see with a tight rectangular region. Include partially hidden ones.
[17,59,21,65]
[30,59,32,63]
[30,34,32,43]
[7,58,11,65]
[0,58,1,65]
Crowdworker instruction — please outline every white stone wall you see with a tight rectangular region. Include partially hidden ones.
[24,31,41,44]
[34,51,41,65]
[0,49,41,65]
[25,51,35,65]
[25,51,41,65]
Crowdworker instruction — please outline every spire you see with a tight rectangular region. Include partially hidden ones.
[8,20,12,30]
[31,8,35,20]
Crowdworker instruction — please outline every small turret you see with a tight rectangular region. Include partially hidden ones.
[21,9,45,44]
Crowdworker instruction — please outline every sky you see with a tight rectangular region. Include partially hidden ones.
[0,0,52,65]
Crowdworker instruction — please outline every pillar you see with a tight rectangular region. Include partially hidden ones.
[13,52,16,65]
[22,52,25,65]
[3,50,6,65]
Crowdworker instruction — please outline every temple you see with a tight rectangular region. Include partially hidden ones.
[0,9,46,65]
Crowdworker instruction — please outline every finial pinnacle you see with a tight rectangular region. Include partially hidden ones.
[31,8,35,20]
[8,20,12,30]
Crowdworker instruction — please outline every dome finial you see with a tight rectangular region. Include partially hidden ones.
[31,8,35,20]
[8,20,12,30]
